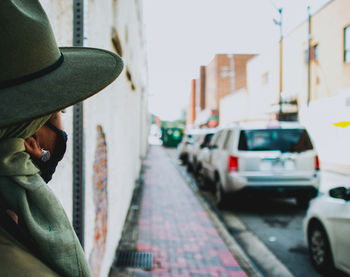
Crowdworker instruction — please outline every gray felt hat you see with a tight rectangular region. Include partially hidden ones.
[0,0,124,128]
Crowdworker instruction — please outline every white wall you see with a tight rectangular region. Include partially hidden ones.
[220,89,249,126]
[282,23,309,105]
[246,46,279,118]
[300,90,350,170]
[40,0,75,222]
[40,1,149,276]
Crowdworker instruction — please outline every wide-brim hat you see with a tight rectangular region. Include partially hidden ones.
[0,1,124,128]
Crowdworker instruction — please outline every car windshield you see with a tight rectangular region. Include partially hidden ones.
[238,128,313,152]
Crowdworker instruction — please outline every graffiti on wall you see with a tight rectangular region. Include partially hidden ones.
[89,125,108,277]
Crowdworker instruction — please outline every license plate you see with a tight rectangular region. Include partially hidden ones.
[284,160,295,170]
[260,159,295,171]
[260,160,273,170]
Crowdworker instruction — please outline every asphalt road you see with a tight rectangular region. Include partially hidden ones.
[165,147,350,277]
[220,196,321,277]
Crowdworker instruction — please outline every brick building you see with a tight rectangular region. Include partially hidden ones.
[186,79,198,128]
[190,53,255,127]
[205,54,255,111]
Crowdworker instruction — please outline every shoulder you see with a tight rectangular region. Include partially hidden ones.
[0,227,60,277]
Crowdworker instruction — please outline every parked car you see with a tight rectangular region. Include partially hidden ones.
[198,121,320,207]
[304,186,350,275]
[177,129,199,164]
[187,128,217,173]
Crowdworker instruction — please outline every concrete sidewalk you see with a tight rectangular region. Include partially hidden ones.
[112,146,252,276]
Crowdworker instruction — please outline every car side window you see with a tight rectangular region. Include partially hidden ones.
[216,130,228,149]
[210,131,222,147]
[223,130,233,150]
[201,133,214,148]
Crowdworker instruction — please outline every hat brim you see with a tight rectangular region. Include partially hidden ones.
[0,47,123,128]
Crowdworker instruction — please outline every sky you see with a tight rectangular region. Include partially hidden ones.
[143,0,330,121]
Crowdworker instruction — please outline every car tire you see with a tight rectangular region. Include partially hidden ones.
[196,169,210,191]
[308,221,334,274]
[296,196,311,209]
[187,162,193,173]
[179,153,188,165]
[215,178,229,208]
[192,158,197,174]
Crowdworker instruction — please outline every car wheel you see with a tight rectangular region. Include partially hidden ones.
[192,158,197,174]
[187,162,193,173]
[215,178,228,208]
[193,163,199,176]
[296,196,311,209]
[179,153,188,165]
[196,169,209,191]
[308,222,334,274]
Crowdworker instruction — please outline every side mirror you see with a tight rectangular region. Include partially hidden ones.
[209,144,218,150]
[329,187,350,201]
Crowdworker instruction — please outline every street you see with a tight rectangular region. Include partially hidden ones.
[166,147,350,277]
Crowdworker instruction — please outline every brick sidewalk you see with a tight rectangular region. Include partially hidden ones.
[128,146,247,277]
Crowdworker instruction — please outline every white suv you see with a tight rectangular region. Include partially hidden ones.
[199,121,320,207]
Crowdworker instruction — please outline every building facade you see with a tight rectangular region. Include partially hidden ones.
[205,54,255,112]
[282,0,350,171]
[186,79,198,128]
[40,1,149,276]
[192,54,255,127]
[243,0,350,172]
[283,0,350,105]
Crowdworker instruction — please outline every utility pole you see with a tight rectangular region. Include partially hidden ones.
[307,5,312,106]
[273,8,283,119]
[278,8,283,118]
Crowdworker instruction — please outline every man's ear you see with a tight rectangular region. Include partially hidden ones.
[24,137,42,159]
[49,112,63,130]
[35,125,57,155]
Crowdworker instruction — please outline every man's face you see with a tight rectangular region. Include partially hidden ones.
[24,112,63,159]
[35,112,63,155]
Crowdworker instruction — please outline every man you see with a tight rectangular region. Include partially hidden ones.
[0,1,123,276]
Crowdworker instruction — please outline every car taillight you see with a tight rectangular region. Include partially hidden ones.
[228,155,238,173]
[315,155,320,171]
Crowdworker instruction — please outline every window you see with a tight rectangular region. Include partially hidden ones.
[344,26,350,63]
[210,131,222,147]
[223,130,232,150]
[305,44,319,63]
[201,133,214,148]
[238,129,313,152]
[216,131,229,149]
[261,72,269,85]
[313,44,319,61]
